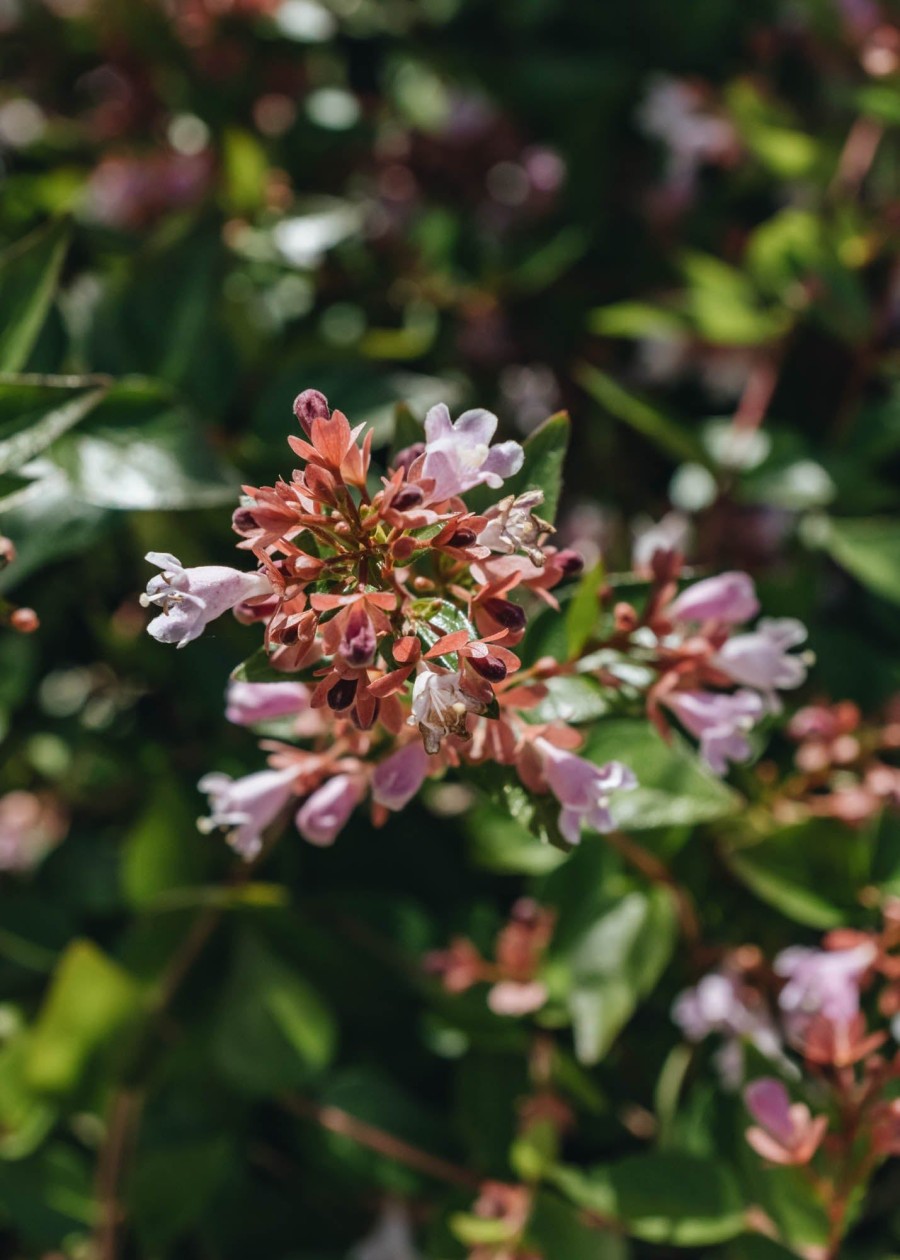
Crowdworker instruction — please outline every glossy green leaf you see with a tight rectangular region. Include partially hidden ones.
[25,940,144,1096]
[502,409,571,524]
[0,376,110,475]
[819,516,900,606]
[553,1153,745,1246]
[0,221,68,373]
[577,364,713,469]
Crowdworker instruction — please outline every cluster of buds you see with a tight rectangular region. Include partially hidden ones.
[425,898,555,1017]
[761,697,900,826]
[673,904,900,1242]
[0,535,39,635]
[141,390,809,858]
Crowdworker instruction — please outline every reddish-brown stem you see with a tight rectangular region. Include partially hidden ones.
[280,1093,481,1190]
[606,830,701,944]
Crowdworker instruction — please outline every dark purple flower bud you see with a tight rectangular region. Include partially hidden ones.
[293,389,331,435]
[392,484,425,512]
[557,548,585,578]
[483,597,527,633]
[468,652,507,682]
[446,527,477,548]
[232,506,259,536]
[392,442,425,474]
[339,608,377,668]
[327,677,358,711]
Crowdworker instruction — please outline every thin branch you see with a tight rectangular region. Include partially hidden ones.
[281,1093,482,1191]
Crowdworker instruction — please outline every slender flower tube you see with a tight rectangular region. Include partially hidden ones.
[197,766,297,859]
[669,571,760,625]
[142,552,272,648]
[296,774,361,846]
[536,739,636,845]
[225,680,311,726]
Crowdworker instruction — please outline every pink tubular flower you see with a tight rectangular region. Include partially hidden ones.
[225,680,311,726]
[197,766,297,860]
[662,688,764,774]
[372,742,430,812]
[420,403,524,503]
[142,552,272,648]
[743,1078,828,1166]
[774,942,876,1035]
[669,571,759,625]
[713,618,808,707]
[536,738,637,845]
[632,511,690,574]
[296,774,361,846]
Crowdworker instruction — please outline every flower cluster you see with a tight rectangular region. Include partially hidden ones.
[673,905,900,1241]
[426,898,555,1017]
[142,391,809,857]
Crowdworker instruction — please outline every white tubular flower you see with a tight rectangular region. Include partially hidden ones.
[141,552,273,648]
[411,668,485,754]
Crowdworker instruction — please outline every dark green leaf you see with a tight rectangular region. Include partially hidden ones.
[0,221,69,373]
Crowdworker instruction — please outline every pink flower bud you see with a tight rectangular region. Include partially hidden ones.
[296,774,361,846]
[669,571,759,625]
[292,388,331,435]
[372,741,429,811]
[225,681,310,726]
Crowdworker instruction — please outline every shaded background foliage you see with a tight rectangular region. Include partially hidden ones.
[3,0,900,1256]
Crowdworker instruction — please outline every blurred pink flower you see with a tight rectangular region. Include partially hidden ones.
[198,766,296,859]
[295,774,361,846]
[744,1078,827,1166]
[662,689,764,774]
[669,571,759,625]
[537,739,636,845]
[372,742,430,812]
[225,680,311,725]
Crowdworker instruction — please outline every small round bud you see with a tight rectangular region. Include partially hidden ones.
[468,652,507,682]
[392,484,425,512]
[232,506,258,536]
[392,442,425,474]
[292,389,331,435]
[556,548,584,578]
[327,677,358,711]
[614,602,638,632]
[0,535,16,565]
[482,597,527,633]
[10,607,39,634]
[446,527,477,549]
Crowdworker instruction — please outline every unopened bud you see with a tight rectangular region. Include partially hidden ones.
[10,607,39,634]
[327,677,358,711]
[468,652,507,682]
[483,597,527,633]
[614,602,638,632]
[392,442,425,474]
[556,548,584,577]
[232,506,258,536]
[351,699,380,730]
[446,527,477,549]
[0,535,15,565]
[292,389,331,435]
[392,484,425,512]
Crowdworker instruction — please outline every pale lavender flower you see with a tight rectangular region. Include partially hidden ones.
[663,688,764,774]
[536,739,637,846]
[225,680,311,726]
[672,968,785,1088]
[713,618,808,709]
[632,511,690,574]
[142,552,272,648]
[372,742,430,812]
[421,404,523,503]
[774,942,876,1036]
[296,774,361,846]
[669,571,759,625]
[197,766,297,859]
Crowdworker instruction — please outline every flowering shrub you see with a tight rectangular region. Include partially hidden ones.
[5,0,900,1258]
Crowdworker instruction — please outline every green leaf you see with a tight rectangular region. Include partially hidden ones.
[133,1136,233,1251]
[391,400,424,462]
[566,560,604,658]
[576,364,713,469]
[818,516,900,606]
[0,467,109,593]
[212,931,336,1094]
[502,410,570,524]
[230,646,290,684]
[121,779,209,909]
[408,596,477,667]
[721,818,874,928]
[47,381,239,510]
[562,889,678,1064]
[0,1036,57,1160]
[528,675,611,725]
[528,1192,629,1259]
[25,940,144,1096]
[0,375,111,475]
[589,301,686,339]
[552,1153,745,1246]
[582,719,740,831]
[0,221,69,373]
